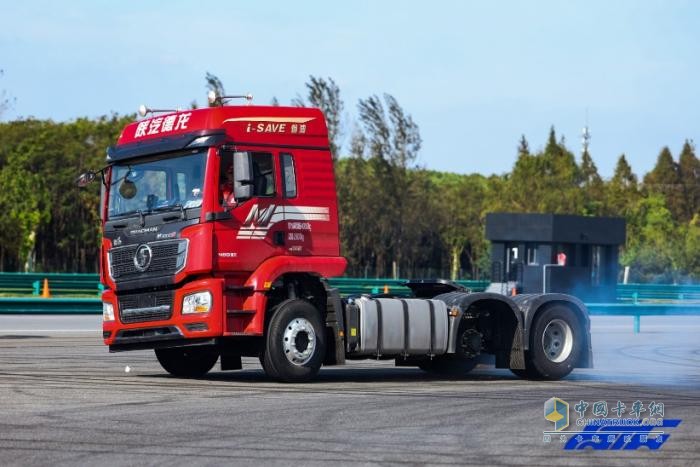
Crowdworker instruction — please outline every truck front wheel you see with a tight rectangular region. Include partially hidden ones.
[155,346,219,378]
[261,299,326,383]
[516,305,583,380]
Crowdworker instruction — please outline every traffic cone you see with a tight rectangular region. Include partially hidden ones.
[511,286,517,296]
[383,284,389,294]
[41,278,51,298]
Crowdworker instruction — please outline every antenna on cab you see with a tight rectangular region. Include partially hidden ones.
[207,90,253,106]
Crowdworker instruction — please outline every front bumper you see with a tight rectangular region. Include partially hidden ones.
[102,277,224,350]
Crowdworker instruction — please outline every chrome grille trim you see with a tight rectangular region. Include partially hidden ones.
[118,290,174,324]
[108,239,188,280]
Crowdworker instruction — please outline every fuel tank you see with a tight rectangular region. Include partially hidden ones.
[344,297,448,357]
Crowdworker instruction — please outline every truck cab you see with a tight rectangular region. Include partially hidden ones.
[97,104,346,368]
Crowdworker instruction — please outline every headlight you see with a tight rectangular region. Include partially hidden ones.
[182,291,212,314]
[103,302,115,322]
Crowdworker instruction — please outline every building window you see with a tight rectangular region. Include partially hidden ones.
[526,244,538,265]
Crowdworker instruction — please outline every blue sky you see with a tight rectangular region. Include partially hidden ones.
[1,1,698,177]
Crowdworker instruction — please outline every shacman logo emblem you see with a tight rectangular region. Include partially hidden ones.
[133,244,153,272]
[544,397,569,431]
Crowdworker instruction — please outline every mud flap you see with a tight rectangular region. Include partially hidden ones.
[323,286,346,365]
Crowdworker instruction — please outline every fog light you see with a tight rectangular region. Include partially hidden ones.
[182,291,212,314]
[103,302,115,322]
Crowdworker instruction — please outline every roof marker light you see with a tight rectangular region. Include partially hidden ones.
[138,105,178,117]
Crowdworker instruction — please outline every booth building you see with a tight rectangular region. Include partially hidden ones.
[485,213,626,302]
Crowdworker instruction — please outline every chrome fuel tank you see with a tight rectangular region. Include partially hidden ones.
[345,297,448,357]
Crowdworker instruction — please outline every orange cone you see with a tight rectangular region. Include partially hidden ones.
[383,284,389,294]
[41,278,51,298]
[511,286,517,296]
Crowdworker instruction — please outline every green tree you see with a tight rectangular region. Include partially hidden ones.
[680,214,700,278]
[0,115,130,272]
[355,94,422,277]
[579,148,604,215]
[430,173,488,279]
[293,76,344,160]
[621,193,681,282]
[603,154,639,216]
[643,146,684,222]
[504,127,582,214]
[678,140,700,221]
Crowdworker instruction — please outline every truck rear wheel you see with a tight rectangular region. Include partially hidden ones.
[261,299,326,383]
[517,305,583,380]
[155,346,219,378]
[418,355,478,376]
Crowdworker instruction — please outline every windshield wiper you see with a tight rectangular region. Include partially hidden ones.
[150,203,186,220]
[112,208,141,219]
[111,209,146,226]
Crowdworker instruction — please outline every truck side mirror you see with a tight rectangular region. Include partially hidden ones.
[76,171,97,187]
[233,151,253,201]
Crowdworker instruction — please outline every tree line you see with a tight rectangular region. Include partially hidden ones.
[0,75,698,283]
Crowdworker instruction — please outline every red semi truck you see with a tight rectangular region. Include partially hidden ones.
[78,94,592,382]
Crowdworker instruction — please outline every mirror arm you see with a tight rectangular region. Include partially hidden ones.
[99,166,108,188]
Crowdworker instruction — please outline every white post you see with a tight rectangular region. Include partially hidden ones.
[623,266,630,285]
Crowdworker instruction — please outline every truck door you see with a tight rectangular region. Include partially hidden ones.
[279,152,304,256]
[214,150,285,272]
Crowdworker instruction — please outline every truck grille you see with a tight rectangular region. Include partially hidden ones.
[109,240,187,280]
[118,290,174,323]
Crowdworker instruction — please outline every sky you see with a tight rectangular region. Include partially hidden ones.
[1,0,698,178]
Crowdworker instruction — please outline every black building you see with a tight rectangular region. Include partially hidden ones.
[485,213,626,302]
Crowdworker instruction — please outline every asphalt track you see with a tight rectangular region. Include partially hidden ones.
[0,315,698,466]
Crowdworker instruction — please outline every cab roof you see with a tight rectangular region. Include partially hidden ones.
[108,105,328,162]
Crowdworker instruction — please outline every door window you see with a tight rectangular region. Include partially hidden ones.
[281,153,297,198]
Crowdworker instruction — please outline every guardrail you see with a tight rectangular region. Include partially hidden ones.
[587,302,700,333]
[616,283,700,302]
[0,272,101,296]
[3,272,700,302]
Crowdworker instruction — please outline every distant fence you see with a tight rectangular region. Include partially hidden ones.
[616,283,700,302]
[0,272,101,297]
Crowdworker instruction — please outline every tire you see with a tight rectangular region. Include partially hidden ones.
[261,299,326,383]
[418,355,478,376]
[522,305,583,380]
[155,346,219,378]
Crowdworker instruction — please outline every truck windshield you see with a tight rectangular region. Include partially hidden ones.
[108,150,206,219]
